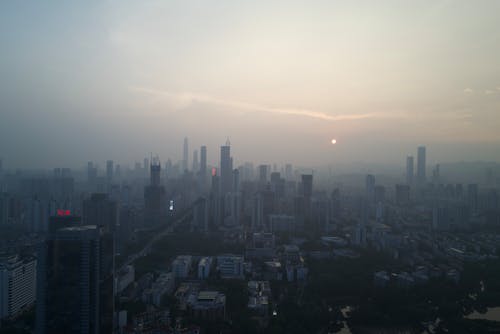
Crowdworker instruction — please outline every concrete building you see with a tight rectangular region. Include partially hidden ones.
[216,255,244,279]
[36,225,114,334]
[172,255,193,279]
[197,257,213,280]
[0,255,37,319]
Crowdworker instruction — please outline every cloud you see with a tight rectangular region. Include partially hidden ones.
[130,86,392,122]
[463,88,474,94]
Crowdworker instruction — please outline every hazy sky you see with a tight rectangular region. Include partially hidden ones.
[1,1,500,169]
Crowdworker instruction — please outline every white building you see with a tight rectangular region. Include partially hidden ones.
[0,255,37,319]
[172,255,193,279]
[198,257,212,280]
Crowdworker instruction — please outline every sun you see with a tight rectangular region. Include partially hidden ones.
[331,139,337,145]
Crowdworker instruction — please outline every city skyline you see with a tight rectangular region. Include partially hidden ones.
[2,1,500,167]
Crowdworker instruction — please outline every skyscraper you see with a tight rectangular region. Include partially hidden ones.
[301,174,313,199]
[200,146,207,187]
[417,146,426,184]
[192,150,199,173]
[183,137,189,172]
[365,174,375,201]
[220,140,232,196]
[258,165,268,184]
[106,160,113,182]
[83,193,118,233]
[36,225,114,334]
[406,156,414,185]
[144,157,167,226]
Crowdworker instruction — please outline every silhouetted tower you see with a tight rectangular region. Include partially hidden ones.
[259,165,268,184]
[192,150,199,173]
[365,174,375,201]
[106,160,113,182]
[36,225,114,334]
[200,146,207,186]
[150,157,161,187]
[220,139,233,196]
[406,156,414,185]
[182,137,189,172]
[417,146,426,185]
[302,174,313,199]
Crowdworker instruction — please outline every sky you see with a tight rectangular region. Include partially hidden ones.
[1,0,500,169]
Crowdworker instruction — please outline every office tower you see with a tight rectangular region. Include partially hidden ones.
[210,170,222,227]
[417,146,426,184]
[220,140,233,196]
[395,184,410,205]
[193,197,209,232]
[301,174,313,199]
[144,158,167,226]
[183,137,189,172]
[467,184,478,215]
[83,193,118,233]
[258,165,268,184]
[192,150,199,173]
[36,225,114,334]
[432,164,440,183]
[232,169,240,193]
[87,162,97,183]
[365,174,375,201]
[48,212,82,232]
[115,164,121,178]
[106,160,113,182]
[285,164,293,181]
[200,146,207,186]
[374,185,385,203]
[406,156,414,185]
[143,158,149,177]
[0,158,2,175]
[0,254,37,320]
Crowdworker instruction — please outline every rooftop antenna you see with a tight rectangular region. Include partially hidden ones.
[226,137,231,146]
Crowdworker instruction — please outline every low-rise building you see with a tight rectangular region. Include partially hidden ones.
[188,291,226,321]
[216,254,244,279]
[197,257,212,280]
[172,255,193,279]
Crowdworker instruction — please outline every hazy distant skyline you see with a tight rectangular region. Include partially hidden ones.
[1,1,500,168]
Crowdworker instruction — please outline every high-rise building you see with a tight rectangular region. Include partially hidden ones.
[258,165,268,184]
[144,157,167,226]
[365,174,375,201]
[106,160,113,182]
[83,193,118,233]
[406,156,414,185]
[143,158,149,175]
[220,140,232,196]
[467,184,478,215]
[183,137,189,172]
[395,184,410,205]
[192,150,199,173]
[285,164,293,181]
[417,146,426,184]
[87,162,97,183]
[200,146,207,187]
[36,225,114,334]
[301,174,313,199]
[0,254,37,320]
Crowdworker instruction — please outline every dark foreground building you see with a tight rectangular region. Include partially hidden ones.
[36,225,114,334]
